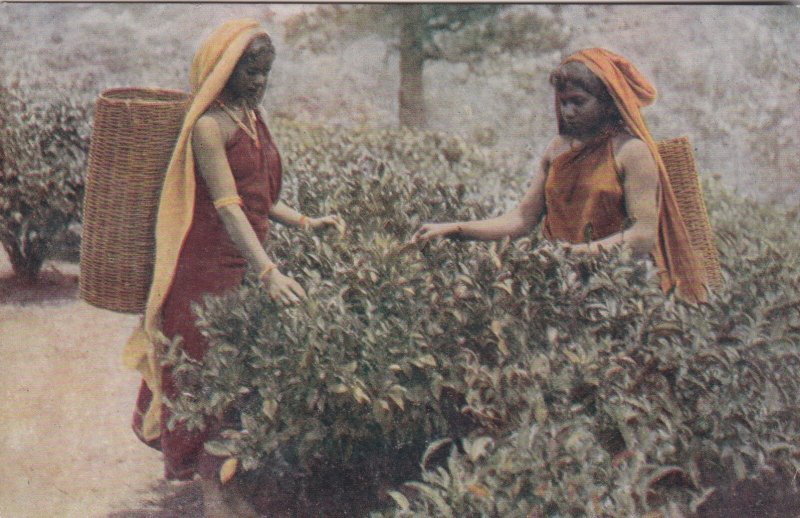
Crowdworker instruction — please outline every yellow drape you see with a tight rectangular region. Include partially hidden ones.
[123,19,269,441]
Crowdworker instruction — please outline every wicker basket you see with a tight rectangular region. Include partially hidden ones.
[80,88,190,313]
[657,137,723,288]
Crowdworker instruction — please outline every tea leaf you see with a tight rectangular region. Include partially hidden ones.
[353,386,371,405]
[219,457,238,485]
[387,490,410,510]
[262,398,278,421]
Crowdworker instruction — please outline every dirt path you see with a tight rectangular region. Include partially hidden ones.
[0,253,197,518]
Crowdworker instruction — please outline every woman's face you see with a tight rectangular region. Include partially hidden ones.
[224,37,275,108]
[556,82,610,139]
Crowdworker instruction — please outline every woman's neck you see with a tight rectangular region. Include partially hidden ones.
[564,121,622,147]
[216,92,252,112]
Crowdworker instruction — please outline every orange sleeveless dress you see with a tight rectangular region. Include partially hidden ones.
[559,49,708,302]
[543,134,628,244]
[132,111,282,480]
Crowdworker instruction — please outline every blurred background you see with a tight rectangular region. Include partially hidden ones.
[2,3,798,202]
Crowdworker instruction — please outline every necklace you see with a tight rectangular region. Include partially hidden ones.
[568,137,583,151]
[216,100,260,148]
[568,124,619,152]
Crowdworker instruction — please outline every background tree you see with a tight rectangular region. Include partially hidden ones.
[283,5,566,128]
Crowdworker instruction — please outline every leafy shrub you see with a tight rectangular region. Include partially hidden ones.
[167,122,800,516]
[383,183,800,517]
[166,121,514,513]
[0,80,90,281]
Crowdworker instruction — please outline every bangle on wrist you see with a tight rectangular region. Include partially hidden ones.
[259,263,277,280]
[298,215,309,229]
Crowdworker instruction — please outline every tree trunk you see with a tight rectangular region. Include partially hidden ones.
[5,242,44,284]
[398,5,426,129]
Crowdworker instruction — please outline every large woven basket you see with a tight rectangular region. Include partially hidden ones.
[657,137,723,288]
[80,88,190,313]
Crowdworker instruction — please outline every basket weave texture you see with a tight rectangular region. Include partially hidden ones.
[657,137,723,288]
[80,88,190,313]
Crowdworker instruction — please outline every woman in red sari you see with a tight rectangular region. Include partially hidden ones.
[127,19,342,517]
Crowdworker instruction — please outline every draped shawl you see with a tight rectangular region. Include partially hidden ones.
[123,19,270,441]
[563,48,708,303]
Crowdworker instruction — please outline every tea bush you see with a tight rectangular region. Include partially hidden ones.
[0,79,90,280]
[382,184,800,517]
[167,121,800,516]
[166,121,518,513]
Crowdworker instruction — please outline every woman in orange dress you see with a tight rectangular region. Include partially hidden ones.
[413,49,708,303]
[125,19,343,517]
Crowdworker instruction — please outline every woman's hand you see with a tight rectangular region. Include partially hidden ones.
[410,222,461,243]
[262,268,307,306]
[308,215,346,235]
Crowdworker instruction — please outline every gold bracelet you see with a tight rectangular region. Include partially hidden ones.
[212,195,242,210]
[298,215,309,229]
[259,263,277,280]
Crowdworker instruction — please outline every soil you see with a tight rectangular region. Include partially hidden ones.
[0,251,394,518]
[0,252,199,518]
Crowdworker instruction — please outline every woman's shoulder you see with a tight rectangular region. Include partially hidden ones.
[611,132,659,183]
[194,109,236,145]
[612,133,651,162]
[612,125,652,150]
[542,135,569,162]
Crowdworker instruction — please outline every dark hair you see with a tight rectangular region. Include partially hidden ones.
[549,61,613,107]
[549,60,622,126]
[244,34,276,64]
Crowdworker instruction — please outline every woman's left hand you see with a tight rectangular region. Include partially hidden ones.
[308,215,346,236]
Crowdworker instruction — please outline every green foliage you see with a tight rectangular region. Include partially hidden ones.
[285,6,498,57]
[382,181,800,517]
[283,5,567,129]
[284,5,565,67]
[167,122,800,516]
[0,80,90,280]
[283,5,390,54]
[166,121,516,511]
[429,7,568,68]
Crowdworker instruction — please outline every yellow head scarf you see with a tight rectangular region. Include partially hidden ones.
[123,19,269,441]
[563,48,709,303]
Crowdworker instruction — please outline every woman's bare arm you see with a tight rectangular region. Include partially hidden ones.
[567,138,659,256]
[453,162,546,240]
[192,115,306,303]
[260,106,344,234]
[270,199,346,234]
[269,201,303,226]
[411,140,554,243]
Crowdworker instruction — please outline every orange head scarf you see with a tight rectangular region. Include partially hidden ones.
[123,19,270,441]
[562,48,708,303]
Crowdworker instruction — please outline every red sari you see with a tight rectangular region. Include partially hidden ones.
[132,112,282,480]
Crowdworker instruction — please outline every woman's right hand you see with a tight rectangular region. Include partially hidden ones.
[410,222,461,243]
[262,268,307,305]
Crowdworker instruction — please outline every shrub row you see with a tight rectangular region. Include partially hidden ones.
[161,121,799,516]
